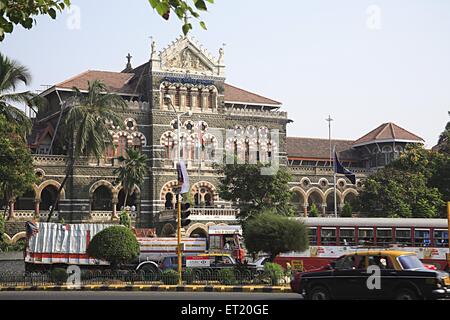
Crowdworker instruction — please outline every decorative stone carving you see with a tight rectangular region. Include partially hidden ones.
[166,48,210,73]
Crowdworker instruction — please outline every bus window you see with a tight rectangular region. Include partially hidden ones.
[395,228,412,246]
[321,228,337,245]
[434,230,448,247]
[209,235,222,250]
[339,228,355,246]
[414,229,431,247]
[358,228,374,246]
[376,228,393,245]
[308,228,317,245]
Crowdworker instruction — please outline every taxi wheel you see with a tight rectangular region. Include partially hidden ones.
[308,286,331,300]
[395,288,418,300]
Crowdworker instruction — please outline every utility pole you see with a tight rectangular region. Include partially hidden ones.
[326,115,334,167]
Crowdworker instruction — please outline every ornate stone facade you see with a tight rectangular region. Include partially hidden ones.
[7,37,423,237]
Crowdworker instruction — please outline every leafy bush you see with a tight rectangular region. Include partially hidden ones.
[309,203,319,217]
[119,211,131,228]
[51,268,68,285]
[183,268,194,284]
[0,214,5,239]
[0,238,26,252]
[162,269,179,285]
[264,262,284,285]
[341,203,353,217]
[86,226,139,269]
[244,210,309,261]
[218,268,236,285]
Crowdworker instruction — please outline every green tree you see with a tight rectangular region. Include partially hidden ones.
[114,148,148,209]
[243,210,309,261]
[0,0,70,41]
[148,0,214,35]
[341,203,353,218]
[218,163,294,219]
[437,111,450,155]
[47,80,127,221]
[309,203,319,217]
[388,143,450,202]
[0,115,36,219]
[358,168,444,218]
[86,226,140,269]
[0,53,45,136]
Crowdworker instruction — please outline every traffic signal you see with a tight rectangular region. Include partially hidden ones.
[180,202,191,227]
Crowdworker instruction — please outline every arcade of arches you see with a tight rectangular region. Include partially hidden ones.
[7,180,141,219]
[290,187,359,216]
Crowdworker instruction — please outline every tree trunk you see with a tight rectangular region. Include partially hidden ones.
[47,158,74,222]
[123,191,128,211]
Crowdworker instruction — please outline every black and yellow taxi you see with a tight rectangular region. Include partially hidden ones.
[291,250,450,300]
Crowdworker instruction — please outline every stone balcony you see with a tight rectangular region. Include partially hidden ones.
[223,106,288,119]
[159,207,239,223]
[289,165,372,176]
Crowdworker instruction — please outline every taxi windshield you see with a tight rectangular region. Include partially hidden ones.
[398,255,425,270]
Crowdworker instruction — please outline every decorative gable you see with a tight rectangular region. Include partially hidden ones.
[152,36,225,77]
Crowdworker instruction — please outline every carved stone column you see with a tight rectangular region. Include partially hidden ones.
[321,203,327,215]
[180,86,187,111]
[34,199,40,218]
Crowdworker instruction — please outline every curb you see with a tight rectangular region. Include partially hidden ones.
[0,284,292,293]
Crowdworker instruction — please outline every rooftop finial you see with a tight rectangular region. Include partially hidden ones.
[125,53,132,71]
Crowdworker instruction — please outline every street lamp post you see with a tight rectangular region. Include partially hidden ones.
[164,94,192,285]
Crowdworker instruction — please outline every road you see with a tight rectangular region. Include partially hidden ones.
[0,291,303,300]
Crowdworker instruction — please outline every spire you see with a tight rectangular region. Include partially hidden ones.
[124,53,132,72]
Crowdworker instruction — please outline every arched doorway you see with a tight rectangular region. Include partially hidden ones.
[308,190,323,214]
[160,223,176,237]
[15,189,35,211]
[189,228,208,238]
[326,192,341,214]
[290,190,306,216]
[191,182,217,208]
[91,186,112,211]
[41,185,59,211]
[118,189,137,211]
[165,192,174,209]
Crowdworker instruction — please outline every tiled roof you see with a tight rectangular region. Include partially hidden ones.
[224,84,281,106]
[287,137,361,161]
[51,69,281,106]
[56,70,135,93]
[353,122,424,147]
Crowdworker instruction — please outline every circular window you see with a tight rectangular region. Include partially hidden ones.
[127,121,134,129]
[35,169,45,180]
[319,179,328,188]
[171,120,179,130]
[186,123,194,130]
[302,178,310,188]
[339,181,345,188]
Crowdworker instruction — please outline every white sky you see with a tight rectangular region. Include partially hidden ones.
[2,0,449,147]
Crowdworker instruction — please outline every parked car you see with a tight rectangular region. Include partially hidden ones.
[248,256,272,272]
[291,250,450,300]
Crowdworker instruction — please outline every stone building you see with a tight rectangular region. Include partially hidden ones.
[5,36,424,240]
[9,36,290,238]
[288,122,424,216]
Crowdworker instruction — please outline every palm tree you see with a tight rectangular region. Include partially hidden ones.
[114,147,148,215]
[0,53,44,137]
[47,80,127,221]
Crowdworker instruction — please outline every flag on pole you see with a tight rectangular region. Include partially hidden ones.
[176,160,190,194]
[25,221,39,238]
[334,151,356,185]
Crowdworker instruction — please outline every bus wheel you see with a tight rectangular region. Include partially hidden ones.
[395,288,418,300]
[139,265,160,282]
[308,286,331,300]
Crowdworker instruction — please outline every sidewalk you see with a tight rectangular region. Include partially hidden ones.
[0,284,292,292]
